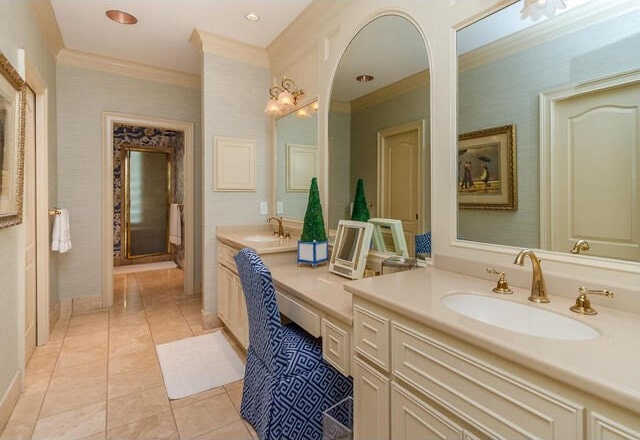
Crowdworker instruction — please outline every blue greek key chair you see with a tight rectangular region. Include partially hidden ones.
[415,230,432,255]
[234,248,353,440]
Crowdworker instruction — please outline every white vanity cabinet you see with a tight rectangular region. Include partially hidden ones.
[217,241,249,349]
[352,297,640,440]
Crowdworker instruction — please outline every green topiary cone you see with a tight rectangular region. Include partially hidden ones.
[351,178,370,222]
[301,177,327,242]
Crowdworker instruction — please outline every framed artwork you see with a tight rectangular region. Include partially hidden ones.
[0,52,26,229]
[458,124,517,210]
[286,143,317,192]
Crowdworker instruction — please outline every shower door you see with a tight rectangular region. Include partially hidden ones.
[125,148,171,258]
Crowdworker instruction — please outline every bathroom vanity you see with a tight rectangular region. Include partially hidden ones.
[345,269,640,440]
[216,225,353,375]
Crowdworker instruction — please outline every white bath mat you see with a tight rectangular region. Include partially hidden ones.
[114,261,177,274]
[156,331,245,400]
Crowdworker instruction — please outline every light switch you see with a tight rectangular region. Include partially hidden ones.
[276,201,283,214]
[260,202,268,215]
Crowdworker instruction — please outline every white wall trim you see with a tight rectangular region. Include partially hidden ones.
[58,48,200,89]
[190,29,269,68]
[0,371,22,434]
[27,1,64,58]
[102,113,196,308]
[26,60,51,346]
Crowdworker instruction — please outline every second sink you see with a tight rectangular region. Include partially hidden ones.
[441,292,600,341]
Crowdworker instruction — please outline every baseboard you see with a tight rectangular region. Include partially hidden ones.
[72,296,105,314]
[202,309,222,330]
[0,371,22,434]
[60,299,72,319]
[49,301,60,331]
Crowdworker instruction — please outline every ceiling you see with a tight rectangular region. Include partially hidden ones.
[50,0,312,75]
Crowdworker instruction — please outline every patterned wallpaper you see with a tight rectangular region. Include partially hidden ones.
[113,123,185,267]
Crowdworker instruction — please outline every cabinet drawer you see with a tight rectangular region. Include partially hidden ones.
[321,318,351,376]
[354,305,390,371]
[391,382,465,440]
[391,323,583,439]
[276,290,321,337]
[218,241,238,272]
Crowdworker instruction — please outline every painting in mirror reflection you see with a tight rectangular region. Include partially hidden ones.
[457,0,640,262]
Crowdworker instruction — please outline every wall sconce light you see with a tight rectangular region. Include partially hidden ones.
[264,77,304,116]
[521,0,567,21]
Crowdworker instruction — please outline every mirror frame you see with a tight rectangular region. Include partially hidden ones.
[0,52,26,229]
[450,0,640,278]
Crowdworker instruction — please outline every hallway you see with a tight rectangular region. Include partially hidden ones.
[0,268,255,440]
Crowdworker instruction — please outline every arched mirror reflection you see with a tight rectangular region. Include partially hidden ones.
[275,101,319,219]
[328,15,431,257]
[457,0,640,263]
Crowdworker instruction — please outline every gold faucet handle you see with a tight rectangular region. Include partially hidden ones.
[570,286,614,315]
[486,268,513,295]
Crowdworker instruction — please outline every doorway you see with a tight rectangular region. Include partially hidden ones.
[102,113,194,307]
[377,120,425,256]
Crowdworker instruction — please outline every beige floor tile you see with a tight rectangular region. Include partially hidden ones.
[48,321,69,344]
[57,342,108,367]
[169,387,226,410]
[107,385,170,430]
[32,401,106,440]
[83,431,106,440]
[108,361,164,399]
[22,370,52,395]
[25,352,58,376]
[108,347,158,377]
[226,386,242,413]
[0,422,35,440]
[106,411,178,440]
[40,375,107,418]
[1,391,44,431]
[224,379,243,391]
[62,330,109,351]
[150,325,193,345]
[30,342,62,359]
[193,420,253,440]
[109,309,147,328]
[66,320,109,337]
[172,393,240,439]
[50,358,107,384]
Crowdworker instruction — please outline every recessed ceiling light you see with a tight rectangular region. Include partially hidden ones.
[245,12,260,22]
[106,10,138,25]
[356,74,374,83]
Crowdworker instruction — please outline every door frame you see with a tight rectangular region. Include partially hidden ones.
[540,68,640,249]
[377,119,425,231]
[102,113,195,307]
[25,60,50,346]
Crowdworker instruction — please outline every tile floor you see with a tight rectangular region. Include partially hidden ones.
[1,268,257,440]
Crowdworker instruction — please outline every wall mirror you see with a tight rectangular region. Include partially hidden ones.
[328,14,430,256]
[0,53,25,229]
[275,100,318,219]
[457,0,640,263]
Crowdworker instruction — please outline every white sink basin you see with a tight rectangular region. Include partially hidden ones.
[244,235,280,243]
[441,293,600,341]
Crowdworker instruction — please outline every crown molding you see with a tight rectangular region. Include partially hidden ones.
[57,48,200,89]
[458,0,638,73]
[28,1,64,58]
[190,29,269,69]
[330,100,351,114]
[351,69,430,113]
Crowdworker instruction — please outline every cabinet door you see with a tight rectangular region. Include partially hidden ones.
[589,411,640,440]
[234,276,249,349]
[353,357,389,440]
[217,264,234,326]
[391,383,464,440]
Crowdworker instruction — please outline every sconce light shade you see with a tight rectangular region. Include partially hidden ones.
[265,77,304,116]
[521,0,567,21]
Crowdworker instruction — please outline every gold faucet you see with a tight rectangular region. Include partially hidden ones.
[570,239,590,254]
[569,287,614,315]
[513,249,550,303]
[266,216,285,237]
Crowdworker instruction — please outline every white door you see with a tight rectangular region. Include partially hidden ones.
[553,82,640,260]
[24,86,37,364]
[378,121,423,256]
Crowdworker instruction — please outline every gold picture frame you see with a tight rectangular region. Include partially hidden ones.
[0,53,26,228]
[458,124,517,210]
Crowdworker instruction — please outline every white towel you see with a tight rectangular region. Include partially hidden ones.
[169,204,182,246]
[51,208,72,253]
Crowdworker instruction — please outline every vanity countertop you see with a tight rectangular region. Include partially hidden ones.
[217,224,298,253]
[344,266,640,411]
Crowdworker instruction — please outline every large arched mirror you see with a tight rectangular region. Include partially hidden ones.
[457,0,640,263]
[328,14,431,256]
